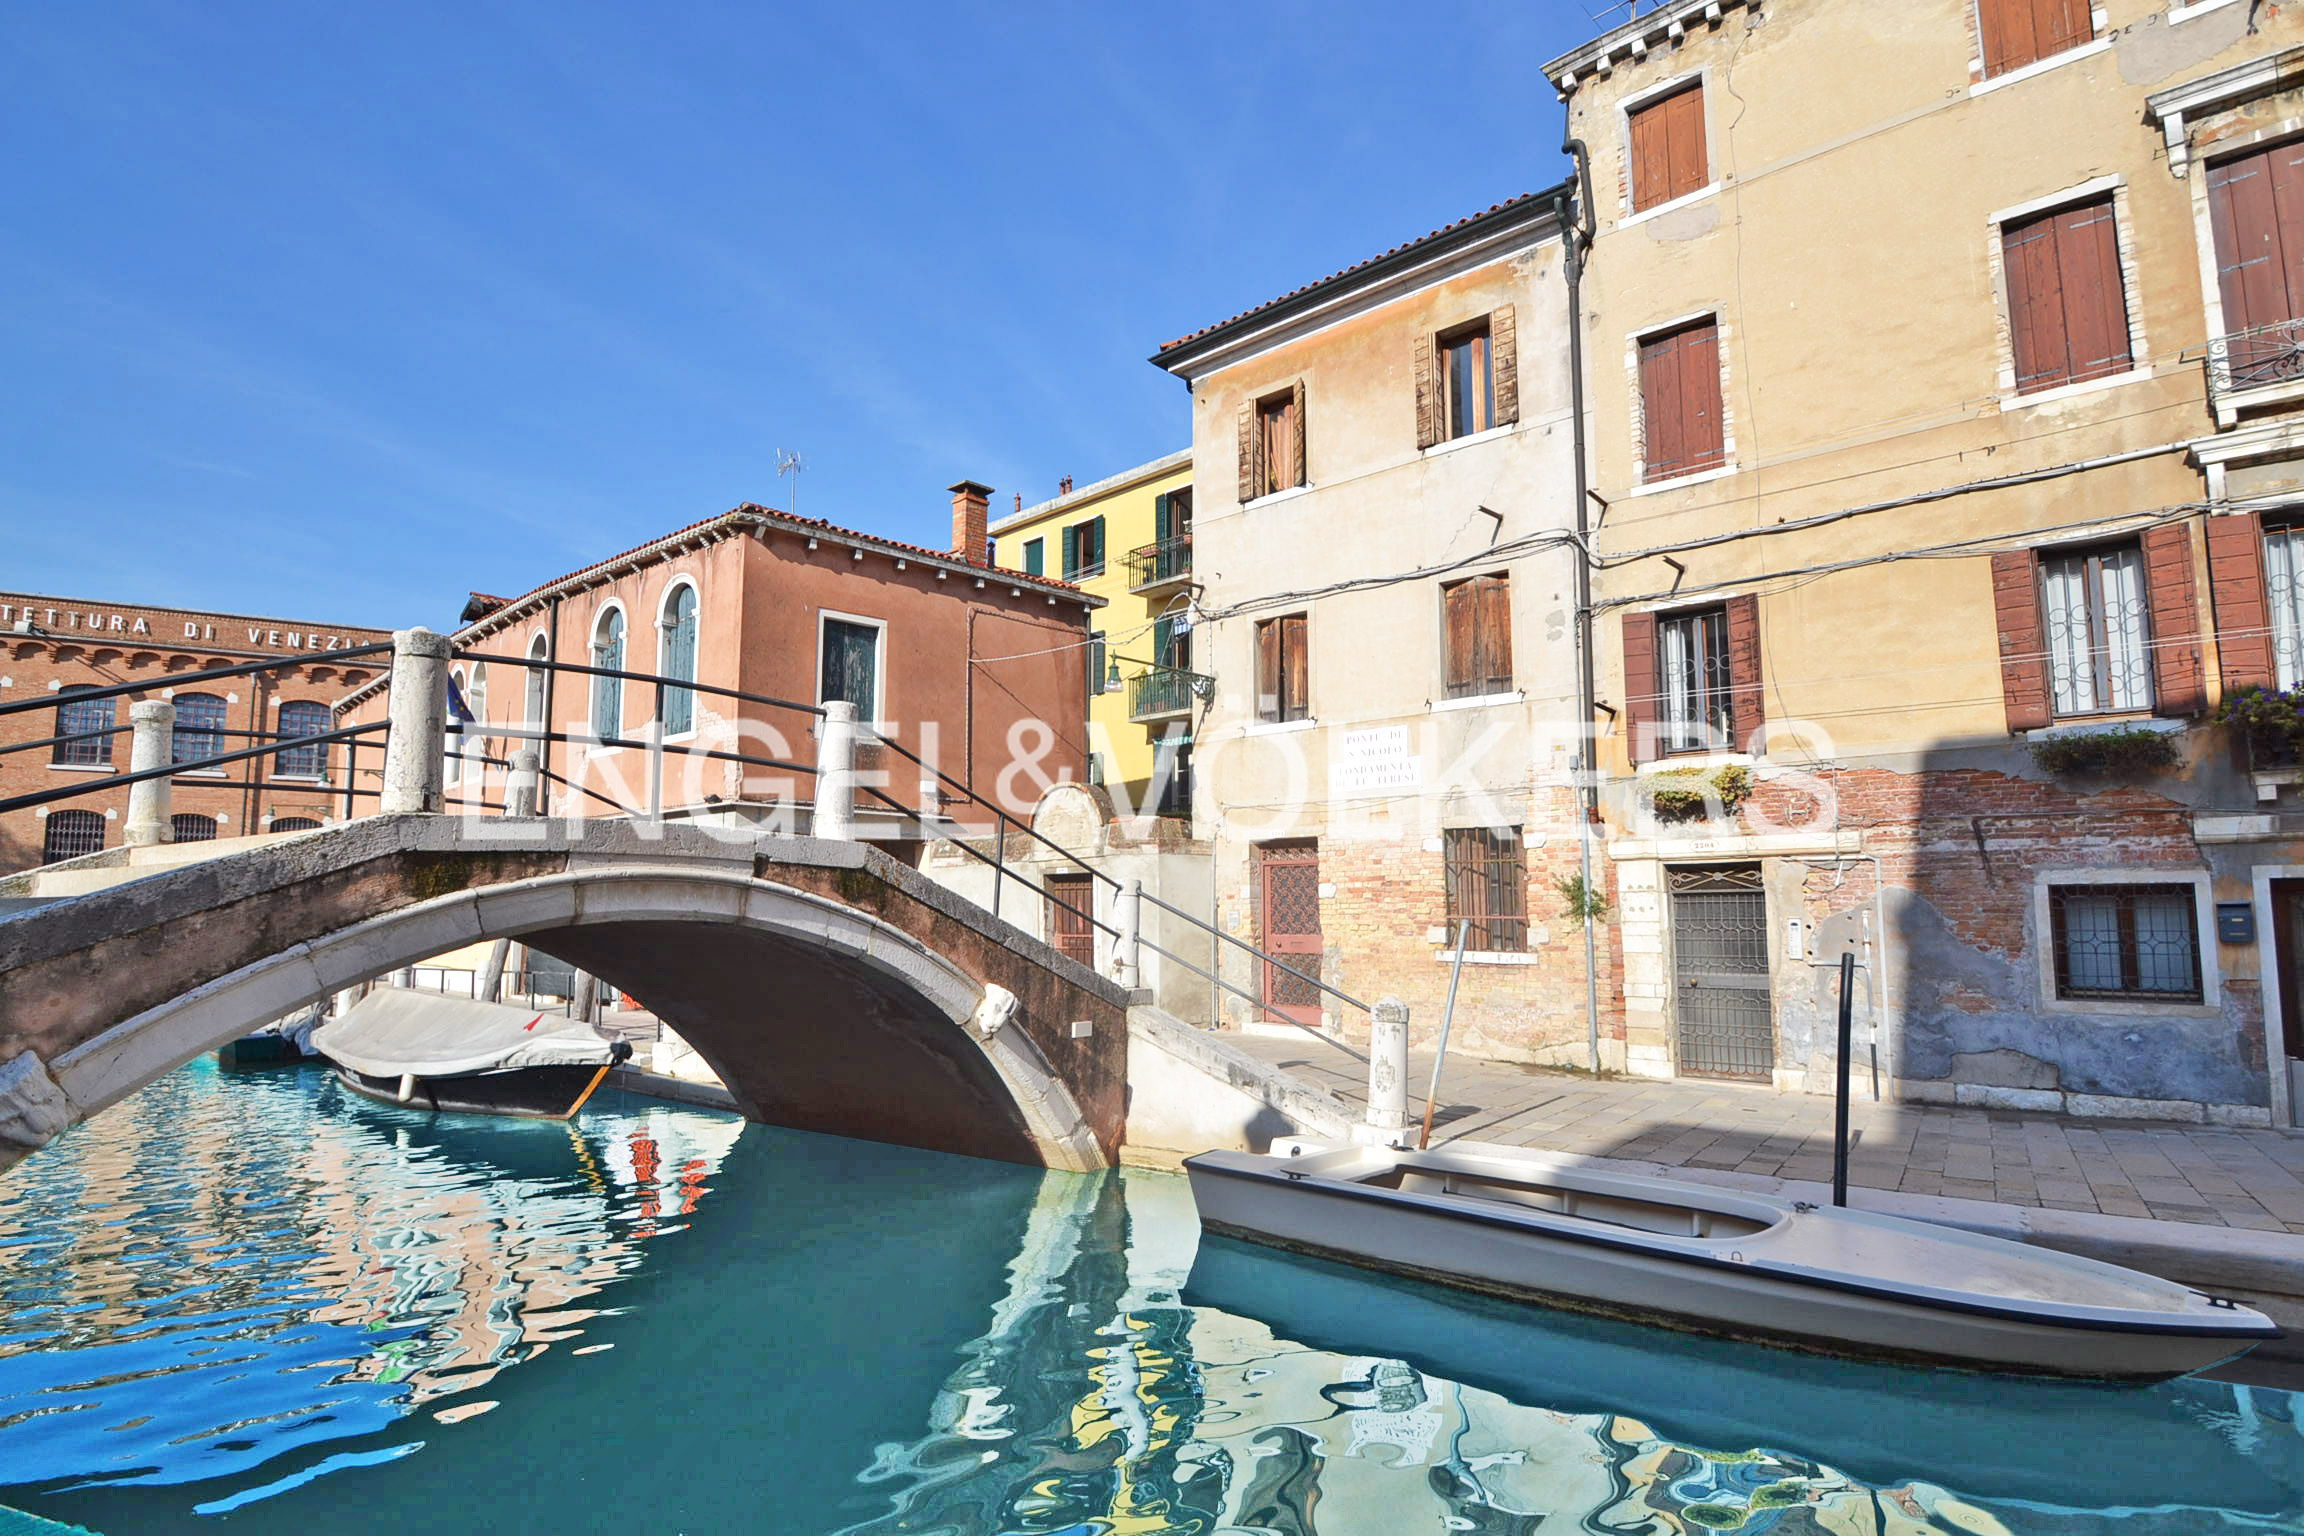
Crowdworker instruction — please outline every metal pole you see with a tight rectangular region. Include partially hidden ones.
[1418,920,1473,1150]
[1832,949,1856,1208]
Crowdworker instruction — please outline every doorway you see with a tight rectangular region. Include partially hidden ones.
[1669,864,1774,1081]
[1256,840,1324,1028]
[2270,880,2304,1119]
[1045,872,1097,970]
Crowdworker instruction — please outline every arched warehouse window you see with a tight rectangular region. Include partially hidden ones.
[275,701,331,778]
[659,581,698,736]
[170,814,218,843]
[42,810,104,864]
[171,692,227,768]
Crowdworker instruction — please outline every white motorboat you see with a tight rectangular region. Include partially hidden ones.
[1184,1138,2277,1381]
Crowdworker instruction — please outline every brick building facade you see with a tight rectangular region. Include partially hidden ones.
[0,595,390,874]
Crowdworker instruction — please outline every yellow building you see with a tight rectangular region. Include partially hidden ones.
[990,450,1196,817]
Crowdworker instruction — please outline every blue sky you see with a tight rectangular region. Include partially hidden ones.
[2,1,1602,630]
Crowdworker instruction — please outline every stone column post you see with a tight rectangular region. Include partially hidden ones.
[123,700,177,847]
[570,970,599,1023]
[381,627,451,815]
[1113,877,1143,989]
[1367,996,1411,1145]
[814,700,857,842]
[506,749,540,818]
[475,939,512,1004]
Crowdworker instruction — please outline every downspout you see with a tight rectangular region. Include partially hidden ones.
[1557,144,1602,1077]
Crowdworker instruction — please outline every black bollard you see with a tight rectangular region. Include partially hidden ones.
[1832,949,1855,1208]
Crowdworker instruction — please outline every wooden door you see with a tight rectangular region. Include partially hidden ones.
[1046,873,1096,969]
[1257,842,1324,1027]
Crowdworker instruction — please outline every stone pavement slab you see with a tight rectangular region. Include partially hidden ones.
[1224,1028,2304,1234]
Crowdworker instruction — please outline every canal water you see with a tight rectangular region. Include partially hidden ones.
[0,1062,2300,1533]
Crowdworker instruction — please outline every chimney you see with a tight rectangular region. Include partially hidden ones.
[1059,475,1074,496]
[949,480,993,565]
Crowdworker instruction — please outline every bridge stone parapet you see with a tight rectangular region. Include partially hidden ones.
[0,816,1130,1172]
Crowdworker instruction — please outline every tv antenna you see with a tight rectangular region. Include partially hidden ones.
[777,450,806,516]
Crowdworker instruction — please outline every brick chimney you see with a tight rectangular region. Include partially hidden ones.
[949,480,993,565]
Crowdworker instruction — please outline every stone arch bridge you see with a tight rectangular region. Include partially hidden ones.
[0,816,1137,1172]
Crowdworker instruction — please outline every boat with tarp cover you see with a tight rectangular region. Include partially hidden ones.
[311,988,629,1118]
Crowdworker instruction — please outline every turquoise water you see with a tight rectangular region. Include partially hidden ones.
[0,1062,2301,1533]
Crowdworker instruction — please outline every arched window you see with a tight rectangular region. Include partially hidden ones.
[42,809,104,864]
[524,633,549,730]
[445,666,468,786]
[590,607,625,740]
[467,662,489,762]
[52,686,115,767]
[170,813,218,843]
[275,701,331,778]
[171,692,227,767]
[659,582,698,735]
[270,816,323,834]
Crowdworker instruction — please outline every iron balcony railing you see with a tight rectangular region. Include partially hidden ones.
[1129,666,1196,722]
[2208,316,2304,404]
[1125,534,1192,592]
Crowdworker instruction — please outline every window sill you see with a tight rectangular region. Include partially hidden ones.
[1242,484,1313,511]
[1421,422,1520,459]
[47,762,115,773]
[1063,567,1107,582]
[1243,717,1318,738]
[2025,715,2181,741]
[2169,0,2244,17]
[1617,182,1722,229]
[1430,690,1523,714]
[1433,949,1541,966]
[270,774,330,784]
[1626,463,1736,498]
[1969,38,2111,97]
[174,768,229,779]
[1638,752,1754,773]
[1999,366,2151,412]
[2041,995,2221,1018]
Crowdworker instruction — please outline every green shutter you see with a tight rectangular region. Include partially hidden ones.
[1061,526,1078,578]
[1022,538,1043,576]
[1154,492,1173,544]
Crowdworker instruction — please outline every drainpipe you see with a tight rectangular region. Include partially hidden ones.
[1556,149,1602,1077]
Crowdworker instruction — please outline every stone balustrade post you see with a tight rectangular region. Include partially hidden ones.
[1113,877,1143,989]
[381,627,451,815]
[123,701,177,847]
[1367,996,1411,1145]
[815,700,858,842]
[505,750,541,818]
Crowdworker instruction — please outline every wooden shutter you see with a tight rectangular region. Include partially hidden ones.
[1236,403,1260,502]
[2004,198,2130,393]
[1283,614,1309,720]
[2207,143,2304,340]
[2142,523,2205,717]
[1990,549,2053,731]
[1289,380,1308,488]
[1640,321,1724,481]
[1256,618,1281,721]
[1414,332,1440,449]
[1665,84,1706,203]
[1490,305,1518,426]
[1978,0,2090,76]
[1443,582,1477,696]
[1478,574,1513,692]
[2002,214,2063,392]
[1621,611,1659,765]
[1723,594,1764,750]
[2207,511,2275,692]
[1060,525,1077,578]
[1639,331,1684,479]
[1153,491,1173,544]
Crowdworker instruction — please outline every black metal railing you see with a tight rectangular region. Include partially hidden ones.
[1126,534,1192,591]
[2209,317,2304,402]
[1129,667,1196,721]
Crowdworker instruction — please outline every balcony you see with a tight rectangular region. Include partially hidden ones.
[2207,317,2304,421]
[1129,666,1198,723]
[1126,534,1192,594]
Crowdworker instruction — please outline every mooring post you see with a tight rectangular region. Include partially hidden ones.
[1113,877,1143,988]
[122,700,177,847]
[1367,996,1411,1145]
[1832,949,1856,1208]
[814,700,858,842]
[505,749,540,818]
[475,939,512,1005]
[570,970,599,1022]
[381,627,451,815]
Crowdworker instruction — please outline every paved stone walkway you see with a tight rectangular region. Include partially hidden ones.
[1226,1030,2304,1234]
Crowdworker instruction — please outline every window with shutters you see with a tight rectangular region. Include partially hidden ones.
[1656,606,1732,755]
[1637,317,1726,483]
[589,606,626,741]
[275,700,331,779]
[1244,387,1305,501]
[1628,80,1708,213]
[2206,140,2304,394]
[1417,310,1520,450]
[1443,827,1529,952]
[171,692,228,770]
[1440,321,1493,440]
[2042,543,2153,716]
[658,581,699,735]
[1021,537,1044,577]
[1255,614,1310,724]
[2001,195,2134,395]
[523,633,548,730]
[818,613,884,722]
[2048,883,2201,1003]
[51,686,115,767]
[1974,0,2096,79]
[1061,517,1106,580]
[2267,523,2304,690]
[1441,574,1514,699]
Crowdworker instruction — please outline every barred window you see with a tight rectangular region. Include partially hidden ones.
[2049,883,2201,1003]
[171,814,218,843]
[2042,543,2151,717]
[42,809,104,864]
[171,693,227,767]
[1443,827,1529,952]
[52,686,116,767]
[275,701,331,778]
[269,817,323,834]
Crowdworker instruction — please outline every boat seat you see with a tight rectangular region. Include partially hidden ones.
[1384,1166,1768,1239]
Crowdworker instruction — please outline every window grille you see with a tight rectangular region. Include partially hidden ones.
[2049,883,2201,1002]
[269,817,323,834]
[275,701,331,778]
[52,687,116,767]
[2041,544,2151,716]
[170,693,227,766]
[1443,827,1529,952]
[171,814,218,843]
[2268,525,2304,691]
[42,810,104,864]
[1656,606,1731,753]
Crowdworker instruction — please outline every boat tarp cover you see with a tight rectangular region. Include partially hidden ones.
[312,989,615,1078]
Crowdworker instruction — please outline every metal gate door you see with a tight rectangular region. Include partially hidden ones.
[1670,865,1774,1081]
[1257,842,1324,1027]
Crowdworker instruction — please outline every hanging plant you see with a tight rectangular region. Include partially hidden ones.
[2026,725,2181,778]
[2215,683,2304,766]
[1555,871,1612,923]
[1646,763,1754,823]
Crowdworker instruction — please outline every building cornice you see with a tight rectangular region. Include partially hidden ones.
[991,449,1193,536]
[1541,0,1757,96]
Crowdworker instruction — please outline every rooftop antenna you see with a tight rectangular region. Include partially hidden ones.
[776,450,806,516]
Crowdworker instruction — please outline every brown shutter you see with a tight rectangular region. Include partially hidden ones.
[1236,403,1258,502]
[1414,331,1440,449]
[2059,201,2132,382]
[1481,574,1514,692]
[1639,331,1682,480]
[1490,305,1519,426]
[1666,84,1707,203]
[2142,523,2205,717]
[1629,94,1670,214]
[1682,321,1724,472]
[1255,618,1281,721]
[1621,611,1659,765]
[1283,614,1310,719]
[1990,549,2052,731]
[1289,380,1307,488]
[1977,0,2034,76]
[1443,581,1476,695]
[2207,511,2274,693]
[1723,594,1765,751]
[2207,145,2304,341]
[2001,213,2063,392]
[2041,0,2094,57]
